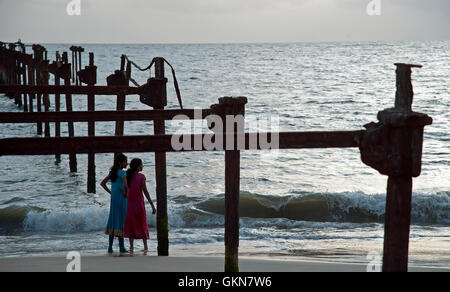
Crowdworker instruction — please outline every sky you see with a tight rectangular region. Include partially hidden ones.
[0,0,449,43]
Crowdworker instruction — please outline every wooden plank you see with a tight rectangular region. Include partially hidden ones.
[0,85,140,96]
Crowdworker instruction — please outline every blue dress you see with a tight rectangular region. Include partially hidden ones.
[105,170,127,237]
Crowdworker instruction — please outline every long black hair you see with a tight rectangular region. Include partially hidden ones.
[127,158,142,185]
[109,154,127,182]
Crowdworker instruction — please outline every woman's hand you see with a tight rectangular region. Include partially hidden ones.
[100,176,111,194]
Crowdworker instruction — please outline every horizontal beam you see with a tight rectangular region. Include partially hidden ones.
[277,131,363,149]
[0,109,212,123]
[0,85,140,96]
[0,131,364,155]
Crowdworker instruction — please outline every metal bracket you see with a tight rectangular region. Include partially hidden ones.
[138,77,168,108]
[359,64,432,177]
[78,65,97,86]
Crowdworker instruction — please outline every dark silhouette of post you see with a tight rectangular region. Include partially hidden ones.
[153,57,169,256]
[108,55,129,139]
[33,45,43,136]
[42,51,51,138]
[106,69,128,138]
[54,52,62,164]
[26,56,34,115]
[21,58,28,112]
[360,63,432,272]
[79,52,97,193]
[14,47,22,108]
[382,64,432,272]
[87,53,96,193]
[211,96,247,272]
[62,52,77,173]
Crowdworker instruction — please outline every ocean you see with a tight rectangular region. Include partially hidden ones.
[0,41,449,268]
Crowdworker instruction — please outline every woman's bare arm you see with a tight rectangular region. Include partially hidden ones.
[122,176,128,198]
[100,176,111,194]
[142,179,156,214]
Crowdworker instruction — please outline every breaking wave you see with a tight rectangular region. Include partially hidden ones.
[0,191,448,234]
[195,191,450,225]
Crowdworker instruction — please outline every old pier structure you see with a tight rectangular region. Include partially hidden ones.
[0,41,432,272]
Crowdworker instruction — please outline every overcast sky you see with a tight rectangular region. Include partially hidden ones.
[0,0,449,43]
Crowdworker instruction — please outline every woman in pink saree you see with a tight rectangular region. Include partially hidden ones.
[124,158,156,255]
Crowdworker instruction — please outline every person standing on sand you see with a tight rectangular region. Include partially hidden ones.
[124,158,156,255]
[100,153,129,256]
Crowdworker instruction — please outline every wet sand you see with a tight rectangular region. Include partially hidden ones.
[0,255,448,272]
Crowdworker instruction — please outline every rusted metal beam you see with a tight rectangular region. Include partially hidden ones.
[0,131,364,156]
[279,130,363,149]
[0,85,140,96]
[0,109,211,123]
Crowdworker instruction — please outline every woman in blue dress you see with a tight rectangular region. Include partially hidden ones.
[100,154,129,255]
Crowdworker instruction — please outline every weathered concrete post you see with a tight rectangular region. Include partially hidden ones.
[62,51,77,173]
[17,43,25,109]
[42,51,51,138]
[21,56,28,112]
[136,57,169,256]
[210,96,247,272]
[79,52,97,193]
[32,45,43,136]
[26,54,35,115]
[53,52,62,163]
[153,58,169,256]
[48,51,71,164]
[360,63,432,272]
[14,50,23,108]
[6,44,17,101]
[106,69,128,138]
[70,46,84,86]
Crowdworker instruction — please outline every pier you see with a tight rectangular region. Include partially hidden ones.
[0,41,433,272]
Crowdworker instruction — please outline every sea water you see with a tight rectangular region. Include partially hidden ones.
[0,41,449,267]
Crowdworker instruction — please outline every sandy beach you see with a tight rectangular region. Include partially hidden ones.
[0,255,448,272]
